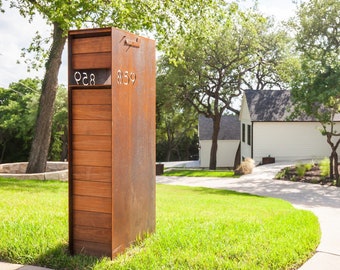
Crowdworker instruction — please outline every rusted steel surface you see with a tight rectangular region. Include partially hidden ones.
[110,29,156,257]
[68,27,156,258]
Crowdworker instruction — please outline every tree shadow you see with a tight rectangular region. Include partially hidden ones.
[189,186,264,199]
[31,242,105,270]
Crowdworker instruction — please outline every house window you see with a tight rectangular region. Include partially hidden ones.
[242,124,245,142]
[247,124,251,146]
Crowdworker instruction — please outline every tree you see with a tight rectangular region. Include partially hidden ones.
[3,0,220,172]
[0,79,68,163]
[160,4,291,169]
[49,84,68,161]
[0,78,40,162]
[156,57,198,162]
[290,0,340,185]
[6,0,160,173]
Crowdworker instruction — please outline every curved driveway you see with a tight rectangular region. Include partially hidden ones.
[157,162,340,270]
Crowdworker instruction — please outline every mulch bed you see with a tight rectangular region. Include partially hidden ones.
[275,163,336,186]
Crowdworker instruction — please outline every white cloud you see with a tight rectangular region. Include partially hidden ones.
[0,2,67,88]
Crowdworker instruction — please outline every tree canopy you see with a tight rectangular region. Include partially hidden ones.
[0,79,68,163]
[158,3,292,169]
[290,0,340,185]
[2,0,224,172]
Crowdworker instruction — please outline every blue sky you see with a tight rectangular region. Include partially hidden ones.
[0,0,297,88]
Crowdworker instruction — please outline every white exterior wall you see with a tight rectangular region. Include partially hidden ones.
[199,140,240,168]
[239,96,252,161]
[253,122,336,164]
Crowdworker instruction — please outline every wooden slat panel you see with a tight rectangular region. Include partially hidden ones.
[73,150,111,167]
[72,135,111,151]
[73,195,111,213]
[73,211,111,229]
[72,52,111,69]
[72,166,111,182]
[72,120,111,136]
[72,36,111,54]
[72,105,112,120]
[72,89,111,105]
[69,27,111,38]
[73,180,111,198]
[73,240,111,257]
[74,225,111,244]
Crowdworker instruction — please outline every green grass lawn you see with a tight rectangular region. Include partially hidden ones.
[163,169,237,177]
[0,178,320,269]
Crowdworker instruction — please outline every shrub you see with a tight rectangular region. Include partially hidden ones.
[319,157,330,177]
[234,157,255,175]
[304,162,314,171]
[296,163,307,177]
[275,167,289,179]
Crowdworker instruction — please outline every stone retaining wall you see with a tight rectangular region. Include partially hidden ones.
[0,162,68,181]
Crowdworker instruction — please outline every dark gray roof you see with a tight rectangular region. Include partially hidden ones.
[199,115,240,140]
[244,90,315,122]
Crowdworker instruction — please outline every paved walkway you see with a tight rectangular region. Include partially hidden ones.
[0,262,52,270]
[157,161,340,270]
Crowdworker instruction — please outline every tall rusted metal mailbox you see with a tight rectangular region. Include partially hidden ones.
[68,27,156,258]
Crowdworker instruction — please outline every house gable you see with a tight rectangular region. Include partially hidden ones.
[239,94,251,122]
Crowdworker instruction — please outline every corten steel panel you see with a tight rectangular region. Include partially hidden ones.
[68,27,155,259]
[110,29,156,257]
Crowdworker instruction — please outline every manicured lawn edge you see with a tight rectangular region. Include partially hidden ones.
[163,168,238,177]
[0,178,320,269]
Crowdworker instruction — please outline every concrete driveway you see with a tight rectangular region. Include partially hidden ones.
[157,162,340,270]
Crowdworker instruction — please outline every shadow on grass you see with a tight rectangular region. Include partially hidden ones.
[182,185,264,199]
[163,169,237,178]
[32,243,103,270]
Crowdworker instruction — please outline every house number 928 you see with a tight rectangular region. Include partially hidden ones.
[74,71,95,86]
[117,70,136,85]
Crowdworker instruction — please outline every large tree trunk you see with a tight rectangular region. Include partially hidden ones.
[209,115,221,170]
[26,23,67,173]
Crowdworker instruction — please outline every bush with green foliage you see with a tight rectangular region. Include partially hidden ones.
[320,157,330,177]
[0,79,67,163]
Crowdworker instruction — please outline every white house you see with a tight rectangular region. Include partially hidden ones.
[240,90,340,164]
[198,115,240,168]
